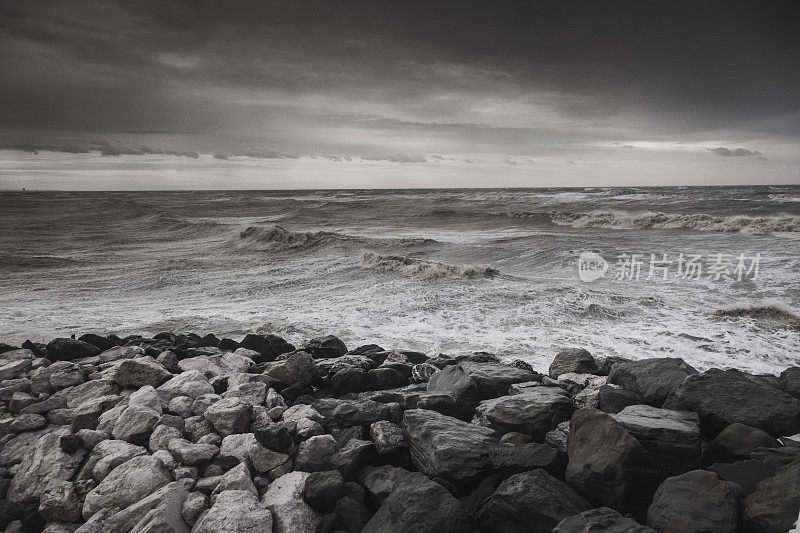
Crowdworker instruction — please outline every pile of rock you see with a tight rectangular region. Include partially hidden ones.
[1,334,799,532]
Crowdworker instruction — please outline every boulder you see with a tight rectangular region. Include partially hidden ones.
[359,465,415,505]
[181,491,207,527]
[489,442,561,476]
[554,507,657,532]
[330,438,376,479]
[366,367,407,390]
[66,379,121,409]
[103,481,189,533]
[780,366,800,399]
[156,371,215,404]
[611,405,700,479]
[334,495,371,532]
[549,348,598,378]
[78,333,116,351]
[369,420,404,455]
[239,333,295,362]
[664,369,800,437]
[402,408,496,490]
[0,359,32,381]
[46,338,100,361]
[77,439,147,482]
[597,384,643,414]
[303,470,345,513]
[475,469,593,533]
[565,408,659,521]
[112,405,160,445]
[708,459,780,496]
[264,350,318,385]
[263,471,321,533]
[427,362,538,403]
[212,463,257,497]
[304,335,348,359]
[330,367,367,396]
[111,357,172,388]
[703,422,779,465]
[295,434,338,472]
[7,430,86,503]
[203,397,252,436]
[362,470,468,533]
[168,438,219,466]
[608,357,697,406]
[193,489,272,533]
[473,388,574,439]
[38,480,81,522]
[82,455,172,519]
[742,460,800,533]
[333,399,390,427]
[646,470,739,533]
[254,422,294,453]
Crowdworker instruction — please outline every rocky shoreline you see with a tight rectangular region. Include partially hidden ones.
[0,332,798,532]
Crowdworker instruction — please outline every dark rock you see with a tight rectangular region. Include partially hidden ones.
[549,348,599,378]
[415,392,472,420]
[334,496,371,532]
[305,335,348,359]
[646,470,739,533]
[473,387,574,439]
[347,344,385,357]
[565,408,659,521]
[370,420,404,456]
[703,422,779,465]
[22,340,48,357]
[410,363,439,383]
[664,369,800,437]
[239,333,294,362]
[359,465,414,506]
[742,460,800,533]
[361,470,468,533]
[330,368,366,396]
[303,470,345,513]
[296,434,339,472]
[366,367,407,390]
[499,431,533,445]
[598,384,644,414]
[427,361,537,403]
[333,399,390,427]
[597,356,633,376]
[264,350,318,386]
[77,334,116,351]
[708,459,780,496]
[749,445,800,465]
[0,342,20,355]
[608,357,698,406]
[508,359,535,373]
[779,366,800,399]
[611,405,700,480]
[46,338,101,361]
[402,408,495,491]
[330,439,376,479]
[200,333,220,347]
[475,469,593,533]
[0,500,23,530]
[490,442,561,476]
[218,338,239,351]
[554,507,657,532]
[59,434,83,453]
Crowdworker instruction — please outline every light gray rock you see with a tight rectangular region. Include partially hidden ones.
[263,471,321,533]
[66,379,121,409]
[112,357,172,388]
[129,385,162,413]
[77,439,147,482]
[7,429,86,503]
[112,405,160,444]
[219,433,258,466]
[156,371,214,404]
[204,397,252,437]
[149,424,183,453]
[473,388,574,439]
[99,345,143,363]
[223,381,266,406]
[181,491,207,527]
[168,438,219,466]
[370,420,404,455]
[295,434,338,472]
[193,489,272,533]
[211,463,257,500]
[82,455,171,520]
[38,480,81,522]
[105,481,189,533]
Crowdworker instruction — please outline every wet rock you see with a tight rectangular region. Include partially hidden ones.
[193,489,272,533]
[82,455,171,519]
[475,469,593,533]
[664,369,800,437]
[46,338,100,361]
[549,348,599,378]
[402,408,495,490]
[646,470,739,533]
[611,405,700,479]
[303,470,345,513]
[77,334,116,352]
[608,357,698,407]
[263,471,321,533]
[703,422,779,465]
[305,335,348,359]
[427,361,538,403]
[410,362,439,383]
[203,397,252,436]
[565,408,659,521]
[362,470,467,533]
[414,391,472,420]
[366,367,407,390]
[554,507,656,532]
[7,430,86,503]
[111,357,172,388]
[473,387,574,439]
[742,459,800,533]
[295,434,338,472]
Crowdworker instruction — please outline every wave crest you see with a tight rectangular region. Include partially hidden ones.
[360,251,499,279]
[238,225,438,250]
[715,300,800,326]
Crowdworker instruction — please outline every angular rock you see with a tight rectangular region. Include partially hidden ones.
[402,408,496,490]
[193,489,272,533]
[473,388,574,439]
[549,348,599,378]
[149,424,182,452]
[366,367,406,390]
[181,491,207,527]
[554,507,657,532]
[780,366,800,399]
[369,420,404,455]
[330,438,375,479]
[168,438,219,466]
[708,459,780,496]
[263,471,321,533]
[82,455,171,519]
[264,350,318,385]
[38,480,81,522]
[333,399,390,427]
[66,379,121,409]
[203,397,252,436]
[303,470,345,513]
[664,369,800,437]
[646,470,739,533]
[703,422,779,465]
[254,422,293,453]
[112,357,172,388]
[598,383,643,414]
[77,439,147,482]
[410,362,439,383]
[611,405,700,479]
[212,463,257,498]
[295,434,338,472]
[223,381,266,406]
[78,333,116,352]
[742,460,800,533]
[7,430,86,503]
[475,469,593,533]
[239,333,294,362]
[565,408,659,521]
[608,357,697,406]
[103,481,189,533]
[427,362,537,403]
[304,335,347,359]
[156,371,215,404]
[112,405,160,445]
[490,442,561,475]
[219,433,258,466]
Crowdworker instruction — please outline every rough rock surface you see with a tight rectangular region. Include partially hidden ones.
[473,387,574,439]
[193,489,271,533]
[608,357,697,406]
[82,455,172,519]
[7,430,86,503]
[549,348,599,378]
[427,362,538,403]
[646,470,739,533]
[554,507,657,532]
[742,460,800,533]
[262,471,321,533]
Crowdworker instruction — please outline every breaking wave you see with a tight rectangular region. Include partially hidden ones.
[360,251,500,279]
[715,300,800,326]
[237,225,438,250]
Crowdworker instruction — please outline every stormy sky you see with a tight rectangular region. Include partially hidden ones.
[1,0,798,189]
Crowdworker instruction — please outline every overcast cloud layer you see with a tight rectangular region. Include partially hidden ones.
[1,0,798,189]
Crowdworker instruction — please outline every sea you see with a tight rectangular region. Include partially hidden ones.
[1,186,799,374]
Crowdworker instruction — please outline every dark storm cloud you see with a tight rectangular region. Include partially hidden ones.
[1,0,799,149]
[708,147,763,157]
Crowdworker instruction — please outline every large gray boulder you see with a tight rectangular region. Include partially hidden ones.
[664,369,800,437]
[262,471,321,533]
[7,429,86,503]
[77,439,147,482]
[193,489,271,533]
[703,422,779,465]
[402,408,496,490]
[362,470,468,533]
[646,470,739,533]
[203,397,253,436]
[549,348,598,378]
[112,357,172,388]
[103,481,189,533]
[264,350,318,385]
[82,455,172,520]
[554,507,657,532]
[608,357,697,406]
[742,460,800,533]
[475,469,592,532]
[780,366,800,399]
[565,408,658,521]
[156,370,215,404]
[112,405,160,445]
[473,387,574,439]
[427,362,538,403]
[611,405,700,480]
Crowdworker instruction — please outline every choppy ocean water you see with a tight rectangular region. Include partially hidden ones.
[1,186,799,374]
